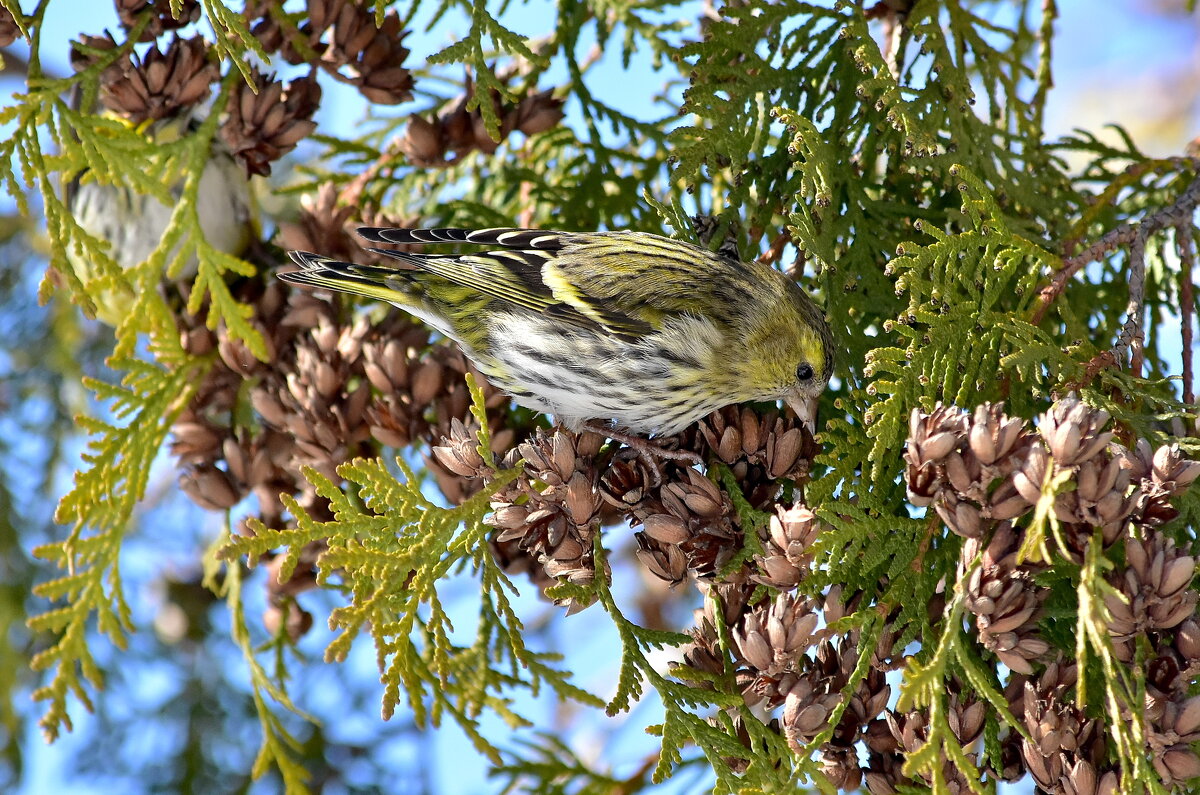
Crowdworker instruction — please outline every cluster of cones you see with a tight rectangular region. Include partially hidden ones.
[425,396,1200,792]
[71,16,324,177]
[904,398,1200,790]
[398,84,564,168]
[65,0,563,178]
[171,270,527,639]
[431,405,816,607]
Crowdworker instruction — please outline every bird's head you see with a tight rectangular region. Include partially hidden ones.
[735,283,834,432]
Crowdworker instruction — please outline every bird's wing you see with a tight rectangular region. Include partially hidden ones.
[357,227,754,337]
[358,227,656,339]
[537,230,757,327]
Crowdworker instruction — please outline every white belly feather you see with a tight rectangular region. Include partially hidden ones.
[481,312,724,435]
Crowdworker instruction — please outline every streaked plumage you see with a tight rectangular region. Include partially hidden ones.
[280,227,834,436]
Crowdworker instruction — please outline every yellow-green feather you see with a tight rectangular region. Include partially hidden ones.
[282,227,835,434]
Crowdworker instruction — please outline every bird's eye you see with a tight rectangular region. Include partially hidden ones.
[796,363,814,381]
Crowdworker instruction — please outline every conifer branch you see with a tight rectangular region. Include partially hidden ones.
[1034,172,1200,382]
[9,1,1200,791]
[1180,223,1196,405]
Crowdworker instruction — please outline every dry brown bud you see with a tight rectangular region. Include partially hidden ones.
[906,403,965,470]
[100,36,218,124]
[70,32,120,73]
[262,600,314,643]
[1106,532,1198,654]
[731,592,818,676]
[178,464,242,511]
[783,678,837,746]
[410,360,445,406]
[936,494,984,539]
[431,418,489,478]
[963,524,1049,674]
[692,406,813,506]
[634,535,687,584]
[398,115,445,167]
[1013,443,1049,503]
[967,403,1026,465]
[1061,761,1119,795]
[325,5,413,104]
[820,748,861,792]
[753,504,822,588]
[904,404,968,505]
[397,76,568,169]
[117,0,201,41]
[487,428,606,604]
[512,89,565,135]
[1155,747,1200,785]
[0,6,21,48]
[641,513,689,545]
[1039,395,1112,467]
[246,0,326,64]
[1177,618,1200,661]
[1152,444,1200,495]
[1017,660,1110,792]
[669,469,723,517]
[221,69,321,177]
[170,418,224,464]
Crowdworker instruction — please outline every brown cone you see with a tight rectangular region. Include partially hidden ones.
[116,0,201,42]
[0,6,19,47]
[99,36,218,124]
[221,69,321,176]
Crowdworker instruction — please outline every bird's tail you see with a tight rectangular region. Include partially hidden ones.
[280,251,418,305]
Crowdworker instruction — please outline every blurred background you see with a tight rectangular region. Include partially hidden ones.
[0,1,1197,793]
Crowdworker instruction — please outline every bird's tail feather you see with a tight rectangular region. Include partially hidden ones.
[357,226,565,250]
[279,251,415,304]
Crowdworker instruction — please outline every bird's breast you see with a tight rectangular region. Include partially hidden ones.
[477,312,723,434]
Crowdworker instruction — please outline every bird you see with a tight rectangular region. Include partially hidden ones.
[280,227,834,459]
[67,113,254,325]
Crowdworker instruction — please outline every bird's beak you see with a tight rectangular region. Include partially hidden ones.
[785,390,819,434]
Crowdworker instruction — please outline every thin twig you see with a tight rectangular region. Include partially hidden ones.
[1032,175,1200,380]
[1070,349,1117,393]
[1112,176,1200,362]
[757,229,792,268]
[1031,223,1137,325]
[1127,229,1146,378]
[1179,224,1196,405]
[1129,326,1144,379]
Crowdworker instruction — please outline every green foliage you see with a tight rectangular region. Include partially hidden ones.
[30,341,212,740]
[8,0,1200,792]
[428,0,550,136]
[4,0,270,760]
[7,36,265,356]
[670,1,1198,791]
[493,732,668,795]
[216,525,317,793]
[221,382,606,777]
[592,554,760,790]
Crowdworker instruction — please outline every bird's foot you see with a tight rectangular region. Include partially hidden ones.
[582,422,703,479]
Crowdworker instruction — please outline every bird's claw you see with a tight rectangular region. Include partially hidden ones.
[582,421,702,487]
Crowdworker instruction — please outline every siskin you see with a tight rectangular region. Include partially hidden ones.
[67,114,254,325]
[281,227,834,447]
